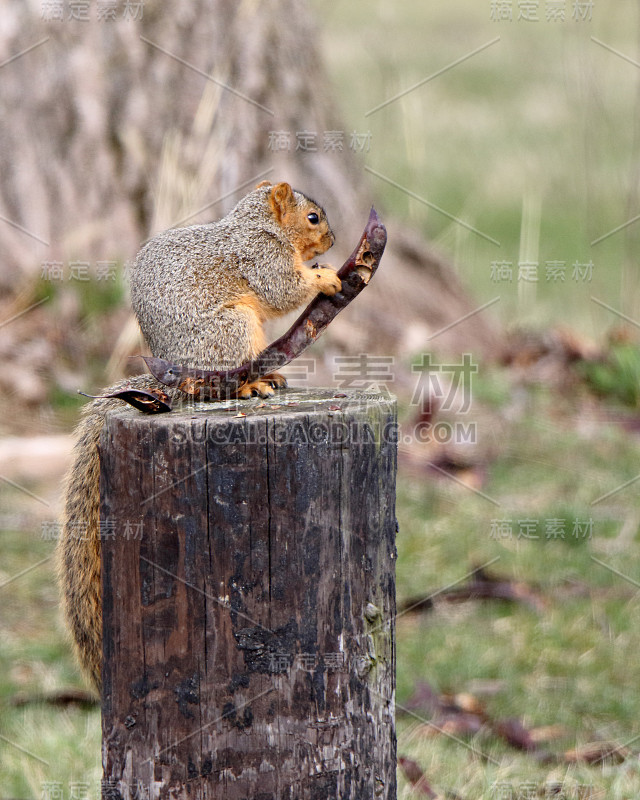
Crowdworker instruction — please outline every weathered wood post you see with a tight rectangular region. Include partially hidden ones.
[99,387,397,799]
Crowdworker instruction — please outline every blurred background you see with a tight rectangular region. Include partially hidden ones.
[1,0,640,797]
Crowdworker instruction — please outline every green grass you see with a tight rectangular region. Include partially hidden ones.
[393,368,640,798]
[579,342,640,408]
[315,0,640,338]
[0,495,101,796]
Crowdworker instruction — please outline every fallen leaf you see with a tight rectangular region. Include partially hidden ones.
[398,756,437,798]
[529,724,568,743]
[564,741,630,764]
[492,717,537,751]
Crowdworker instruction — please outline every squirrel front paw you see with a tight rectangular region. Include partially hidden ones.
[313,265,342,296]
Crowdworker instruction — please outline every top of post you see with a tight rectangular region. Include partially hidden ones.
[103,387,396,426]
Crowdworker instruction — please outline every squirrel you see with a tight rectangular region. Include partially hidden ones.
[57,181,341,690]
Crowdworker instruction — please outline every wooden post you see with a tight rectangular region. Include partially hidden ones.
[99,388,397,800]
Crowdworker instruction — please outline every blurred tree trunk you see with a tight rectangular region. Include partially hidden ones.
[0,0,500,363]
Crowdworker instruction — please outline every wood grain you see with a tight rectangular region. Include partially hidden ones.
[100,388,397,799]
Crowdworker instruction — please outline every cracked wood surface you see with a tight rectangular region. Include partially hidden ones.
[100,388,397,799]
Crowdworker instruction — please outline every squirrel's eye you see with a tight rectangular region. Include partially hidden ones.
[307,212,319,225]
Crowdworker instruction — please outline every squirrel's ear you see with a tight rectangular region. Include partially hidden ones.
[269,182,294,223]
[255,180,272,189]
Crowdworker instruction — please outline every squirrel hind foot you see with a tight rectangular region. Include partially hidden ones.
[263,372,287,389]
[235,373,287,399]
[235,377,284,399]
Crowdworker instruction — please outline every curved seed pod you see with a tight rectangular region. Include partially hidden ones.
[78,388,173,414]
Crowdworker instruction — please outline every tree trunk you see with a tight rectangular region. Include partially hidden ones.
[0,0,500,359]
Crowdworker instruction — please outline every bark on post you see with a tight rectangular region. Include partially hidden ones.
[99,387,397,799]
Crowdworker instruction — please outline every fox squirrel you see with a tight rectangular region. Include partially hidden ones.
[57,181,340,690]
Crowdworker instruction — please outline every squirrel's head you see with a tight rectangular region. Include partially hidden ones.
[265,181,335,260]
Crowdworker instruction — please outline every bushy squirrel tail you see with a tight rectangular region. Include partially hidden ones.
[56,374,171,690]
